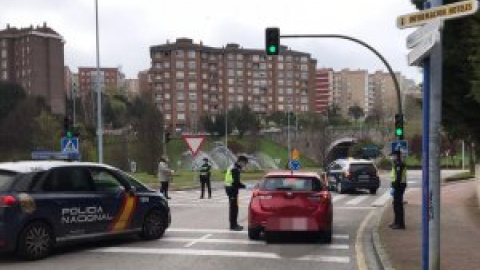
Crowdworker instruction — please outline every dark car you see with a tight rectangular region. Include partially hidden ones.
[248,171,333,243]
[0,160,171,260]
[325,159,380,194]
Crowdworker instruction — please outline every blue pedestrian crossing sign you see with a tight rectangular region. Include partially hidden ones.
[61,137,79,153]
[391,140,408,156]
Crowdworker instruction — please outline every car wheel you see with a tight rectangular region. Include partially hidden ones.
[336,181,345,194]
[369,188,378,195]
[319,229,332,244]
[140,209,167,240]
[17,221,54,261]
[248,227,261,240]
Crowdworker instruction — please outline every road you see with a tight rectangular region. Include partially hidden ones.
[0,170,463,270]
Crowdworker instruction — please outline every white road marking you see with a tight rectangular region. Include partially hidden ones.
[355,209,376,270]
[332,194,346,203]
[167,228,350,240]
[160,237,349,249]
[184,233,212,248]
[371,190,392,207]
[91,247,350,263]
[345,196,369,206]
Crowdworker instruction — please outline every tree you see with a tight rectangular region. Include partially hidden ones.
[32,110,62,150]
[229,104,260,137]
[132,92,164,175]
[348,105,365,121]
[411,0,480,173]
[0,82,27,122]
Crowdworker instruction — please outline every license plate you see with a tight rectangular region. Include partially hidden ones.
[358,175,370,181]
[267,217,311,231]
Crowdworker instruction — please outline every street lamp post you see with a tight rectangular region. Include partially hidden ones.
[95,0,103,163]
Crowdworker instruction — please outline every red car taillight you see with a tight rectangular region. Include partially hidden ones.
[308,191,331,204]
[0,195,17,207]
[252,190,273,200]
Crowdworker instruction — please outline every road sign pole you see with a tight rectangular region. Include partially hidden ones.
[421,46,431,270]
[429,1,442,269]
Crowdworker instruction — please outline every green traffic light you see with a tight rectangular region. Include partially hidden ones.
[66,131,73,138]
[268,45,277,54]
[395,128,403,136]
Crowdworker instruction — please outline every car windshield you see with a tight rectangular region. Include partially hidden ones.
[0,170,18,192]
[260,177,322,192]
[350,164,376,173]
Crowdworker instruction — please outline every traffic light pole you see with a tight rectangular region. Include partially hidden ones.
[280,34,403,116]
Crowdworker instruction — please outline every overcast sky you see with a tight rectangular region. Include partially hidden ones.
[1,0,422,82]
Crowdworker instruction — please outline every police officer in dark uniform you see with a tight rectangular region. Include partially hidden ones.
[199,158,212,199]
[224,155,248,231]
[390,150,407,229]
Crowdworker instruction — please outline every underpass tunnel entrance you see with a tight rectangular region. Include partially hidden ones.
[324,138,357,166]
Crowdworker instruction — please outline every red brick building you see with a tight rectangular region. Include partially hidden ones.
[149,38,317,131]
[314,68,333,114]
[0,23,65,115]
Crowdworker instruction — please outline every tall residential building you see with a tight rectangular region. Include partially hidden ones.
[332,69,371,118]
[138,70,150,95]
[149,38,316,130]
[125,78,140,97]
[369,70,404,119]
[314,68,333,114]
[0,23,65,115]
[77,67,126,96]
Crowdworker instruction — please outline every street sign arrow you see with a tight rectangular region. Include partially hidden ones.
[397,0,478,29]
[181,135,206,157]
[407,19,443,49]
[408,31,440,66]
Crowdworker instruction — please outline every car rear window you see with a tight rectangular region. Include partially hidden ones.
[350,164,376,173]
[0,170,18,192]
[260,177,322,192]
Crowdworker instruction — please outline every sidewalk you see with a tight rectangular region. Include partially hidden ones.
[376,179,480,270]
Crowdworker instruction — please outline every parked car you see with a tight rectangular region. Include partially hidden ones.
[0,160,171,260]
[325,158,380,194]
[248,171,333,242]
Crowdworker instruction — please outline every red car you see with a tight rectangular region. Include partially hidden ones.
[248,171,333,242]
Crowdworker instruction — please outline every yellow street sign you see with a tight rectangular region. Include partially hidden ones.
[291,149,300,160]
[397,0,478,29]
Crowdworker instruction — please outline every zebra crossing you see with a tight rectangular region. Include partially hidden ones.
[166,188,393,208]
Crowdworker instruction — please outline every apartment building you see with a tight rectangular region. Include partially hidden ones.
[149,38,316,130]
[77,67,126,96]
[331,69,371,118]
[314,68,333,114]
[369,70,403,120]
[0,23,65,115]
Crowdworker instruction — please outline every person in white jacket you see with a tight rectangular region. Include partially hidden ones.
[158,157,174,199]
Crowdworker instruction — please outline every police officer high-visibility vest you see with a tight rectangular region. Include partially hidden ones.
[391,164,407,184]
[199,163,211,177]
[224,165,234,187]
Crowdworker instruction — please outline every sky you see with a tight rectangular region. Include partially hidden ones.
[0,0,422,82]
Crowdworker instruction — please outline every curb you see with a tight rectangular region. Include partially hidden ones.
[372,202,395,270]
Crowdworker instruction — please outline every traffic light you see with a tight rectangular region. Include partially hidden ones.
[165,131,171,144]
[63,116,73,138]
[394,114,404,140]
[265,27,280,55]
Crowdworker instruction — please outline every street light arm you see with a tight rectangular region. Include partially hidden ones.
[280,34,403,116]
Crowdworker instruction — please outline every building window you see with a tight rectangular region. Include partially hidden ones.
[188,82,196,90]
[165,93,171,100]
[176,82,184,90]
[177,103,186,111]
[165,114,171,120]
[177,113,185,120]
[176,61,184,69]
[176,71,184,79]
[278,104,284,110]
[188,51,196,58]
[236,95,244,102]
[177,92,185,101]
[1,49,7,58]
[176,50,184,57]
[188,61,196,69]
[189,103,197,110]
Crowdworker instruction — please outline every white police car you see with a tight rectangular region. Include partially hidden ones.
[0,160,170,260]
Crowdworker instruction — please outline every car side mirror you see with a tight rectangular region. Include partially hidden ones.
[127,186,137,196]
